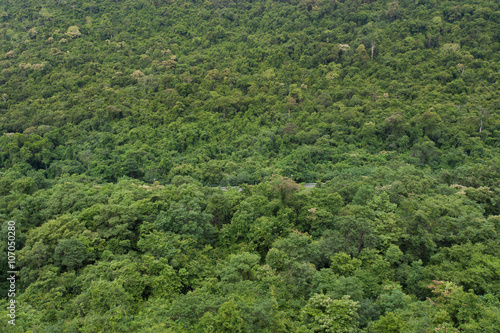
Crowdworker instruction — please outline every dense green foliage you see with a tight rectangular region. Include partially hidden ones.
[0,0,499,331]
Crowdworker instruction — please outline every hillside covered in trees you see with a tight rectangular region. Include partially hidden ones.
[0,0,499,331]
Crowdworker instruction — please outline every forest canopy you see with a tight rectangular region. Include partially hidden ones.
[0,0,499,331]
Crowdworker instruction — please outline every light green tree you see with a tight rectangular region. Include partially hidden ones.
[301,294,360,333]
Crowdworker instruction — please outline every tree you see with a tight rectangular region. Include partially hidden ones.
[425,280,500,332]
[282,123,297,141]
[356,45,369,65]
[203,299,245,333]
[75,279,133,315]
[330,252,362,277]
[301,294,360,333]
[370,312,409,333]
[54,238,87,271]
[334,213,378,256]
[424,243,500,295]
[387,2,400,21]
[66,26,81,38]
[19,241,51,270]
[219,252,260,283]
[155,201,214,241]
[271,175,301,205]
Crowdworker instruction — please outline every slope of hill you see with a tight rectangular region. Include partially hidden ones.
[0,0,499,331]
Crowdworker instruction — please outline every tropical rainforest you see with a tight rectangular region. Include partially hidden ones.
[0,0,499,331]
